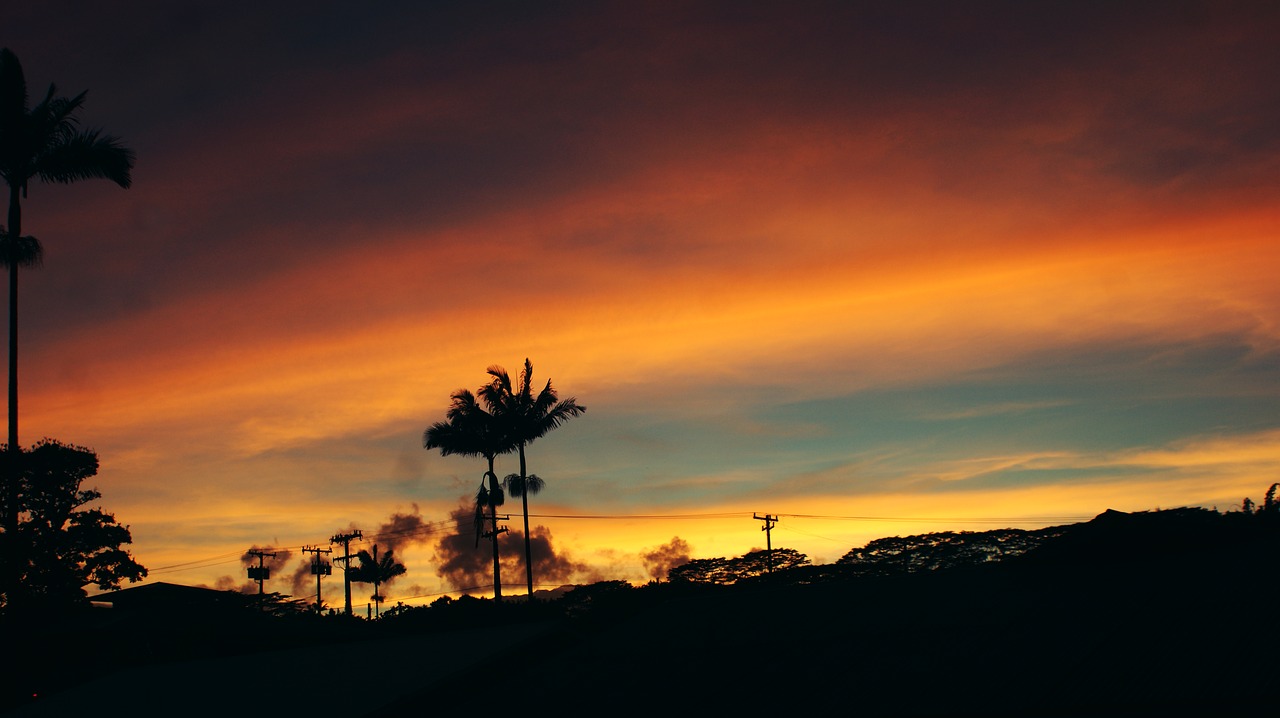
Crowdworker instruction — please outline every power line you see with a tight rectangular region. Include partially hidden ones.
[774,513,1092,524]
[527,512,748,520]
[148,551,245,572]
[144,510,1089,576]
[527,511,1091,524]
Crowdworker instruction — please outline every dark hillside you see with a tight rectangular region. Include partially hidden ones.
[6,509,1275,716]
[408,509,1279,716]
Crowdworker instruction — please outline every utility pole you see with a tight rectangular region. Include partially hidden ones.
[301,545,332,613]
[330,529,362,616]
[480,470,508,602]
[754,513,778,573]
[483,515,509,601]
[245,547,276,598]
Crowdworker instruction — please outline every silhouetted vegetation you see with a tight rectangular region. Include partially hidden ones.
[1,48,136,623]
[6,499,1278,715]
[478,359,585,596]
[0,439,145,613]
[668,547,811,584]
[423,359,585,600]
[348,544,406,618]
[424,388,510,599]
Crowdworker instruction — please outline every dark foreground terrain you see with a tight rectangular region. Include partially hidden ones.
[5,508,1278,716]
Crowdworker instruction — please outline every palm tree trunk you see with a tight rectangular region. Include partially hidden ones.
[6,254,14,461]
[3,186,20,607]
[7,183,19,456]
[519,443,534,597]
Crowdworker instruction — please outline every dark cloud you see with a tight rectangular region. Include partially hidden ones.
[366,505,431,555]
[430,496,593,593]
[13,0,1279,349]
[289,547,335,603]
[640,537,693,581]
[432,501,497,593]
[241,545,294,573]
[205,545,295,595]
[510,526,591,587]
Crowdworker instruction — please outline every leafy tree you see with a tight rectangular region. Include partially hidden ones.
[667,549,810,585]
[734,548,810,578]
[349,544,406,618]
[424,388,508,600]
[0,439,146,611]
[669,556,733,585]
[836,528,1061,576]
[479,359,585,596]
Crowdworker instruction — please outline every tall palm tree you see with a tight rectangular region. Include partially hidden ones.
[424,388,511,601]
[480,359,585,597]
[1,48,133,453]
[0,50,132,605]
[350,544,406,618]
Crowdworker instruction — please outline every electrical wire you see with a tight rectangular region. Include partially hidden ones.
[145,509,1091,575]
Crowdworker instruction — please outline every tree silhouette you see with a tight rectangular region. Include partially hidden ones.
[0,439,146,611]
[349,544,405,618]
[0,49,134,593]
[668,548,810,585]
[1262,483,1279,514]
[424,388,509,600]
[479,359,585,597]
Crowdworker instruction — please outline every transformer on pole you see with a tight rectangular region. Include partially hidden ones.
[301,545,332,613]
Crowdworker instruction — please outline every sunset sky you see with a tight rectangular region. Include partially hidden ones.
[8,1,1280,606]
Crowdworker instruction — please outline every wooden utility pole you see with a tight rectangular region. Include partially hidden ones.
[754,513,778,572]
[301,545,332,613]
[480,470,508,602]
[330,529,362,616]
[246,549,276,607]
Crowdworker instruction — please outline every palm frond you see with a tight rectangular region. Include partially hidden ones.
[37,129,134,188]
[527,397,586,445]
[0,228,42,269]
[503,473,545,497]
[518,358,535,403]
[30,87,85,139]
[445,388,480,421]
[424,398,513,460]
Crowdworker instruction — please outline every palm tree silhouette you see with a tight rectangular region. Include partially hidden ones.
[0,48,133,453]
[0,49,133,603]
[424,388,510,601]
[480,359,585,597]
[350,544,406,618]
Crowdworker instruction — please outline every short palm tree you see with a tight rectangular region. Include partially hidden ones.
[480,359,585,597]
[350,544,406,618]
[424,388,511,601]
